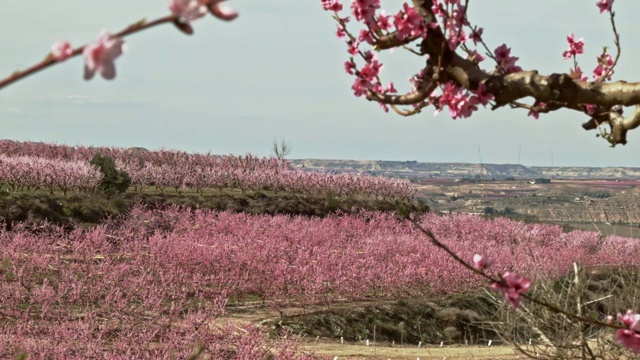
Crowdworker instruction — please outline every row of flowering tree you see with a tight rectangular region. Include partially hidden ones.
[117,159,416,199]
[0,141,417,200]
[0,155,102,195]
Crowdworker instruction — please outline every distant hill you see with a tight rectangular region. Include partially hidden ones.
[290,159,640,180]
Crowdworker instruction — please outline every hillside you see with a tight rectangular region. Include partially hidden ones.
[291,159,640,179]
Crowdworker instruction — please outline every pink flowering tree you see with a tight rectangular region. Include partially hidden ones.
[320,0,640,146]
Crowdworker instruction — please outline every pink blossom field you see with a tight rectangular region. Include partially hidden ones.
[1,205,638,358]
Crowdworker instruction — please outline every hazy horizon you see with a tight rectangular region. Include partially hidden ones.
[3,1,640,168]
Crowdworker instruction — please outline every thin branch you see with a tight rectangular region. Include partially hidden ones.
[366,79,438,105]
[404,215,626,332]
[0,16,174,90]
[390,102,429,116]
[600,11,621,82]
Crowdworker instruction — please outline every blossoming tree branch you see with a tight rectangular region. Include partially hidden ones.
[321,0,640,147]
[324,0,639,351]
[0,0,237,89]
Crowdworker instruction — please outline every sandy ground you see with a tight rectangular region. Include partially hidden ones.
[298,341,517,359]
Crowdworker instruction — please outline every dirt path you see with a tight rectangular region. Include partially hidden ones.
[298,341,517,359]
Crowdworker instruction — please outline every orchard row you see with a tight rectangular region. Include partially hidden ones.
[0,140,415,200]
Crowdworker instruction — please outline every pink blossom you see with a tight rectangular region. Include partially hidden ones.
[472,254,494,270]
[615,310,640,353]
[321,0,343,12]
[359,55,383,81]
[467,50,485,63]
[168,0,207,22]
[336,26,346,39]
[491,272,531,308]
[394,3,427,41]
[596,0,614,13]
[562,33,584,60]
[585,104,597,115]
[351,77,371,97]
[471,83,494,106]
[83,30,125,81]
[51,41,73,62]
[385,82,397,93]
[470,26,483,45]
[358,29,374,44]
[376,10,393,31]
[347,40,360,55]
[351,0,380,27]
[494,44,512,62]
[344,60,355,75]
[593,52,614,80]
[208,1,239,21]
[493,44,521,74]
[435,82,481,119]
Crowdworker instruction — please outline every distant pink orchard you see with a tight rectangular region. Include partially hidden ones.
[615,310,640,353]
[51,41,73,61]
[472,254,494,270]
[597,0,614,13]
[563,33,584,60]
[83,30,125,81]
[169,0,207,21]
[491,272,531,308]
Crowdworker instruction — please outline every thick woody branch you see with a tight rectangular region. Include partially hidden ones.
[600,105,640,145]
[488,72,640,108]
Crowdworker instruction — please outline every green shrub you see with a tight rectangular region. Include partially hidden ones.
[90,153,131,196]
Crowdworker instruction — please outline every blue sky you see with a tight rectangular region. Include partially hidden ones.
[2,1,640,167]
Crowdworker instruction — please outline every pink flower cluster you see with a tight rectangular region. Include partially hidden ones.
[597,0,614,13]
[321,0,343,12]
[83,30,125,80]
[46,1,238,83]
[615,310,640,353]
[169,0,207,21]
[350,0,380,27]
[50,30,126,81]
[472,254,494,270]
[169,0,238,22]
[491,272,532,309]
[394,3,428,41]
[349,52,383,96]
[593,51,614,81]
[494,44,522,74]
[431,0,472,50]
[563,33,584,60]
[435,82,492,119]
[472,253,530,309]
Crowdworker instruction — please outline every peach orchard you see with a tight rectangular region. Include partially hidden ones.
[1,0,639,356]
